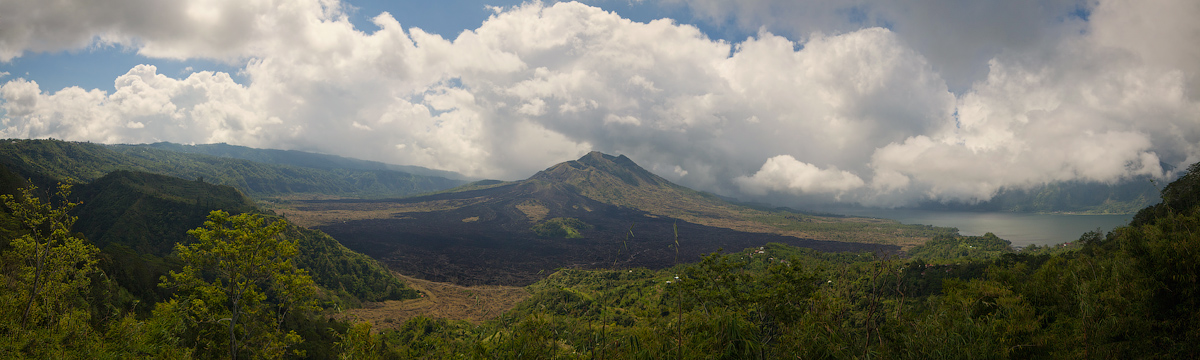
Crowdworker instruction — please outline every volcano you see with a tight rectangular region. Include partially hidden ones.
[303,152,899,286]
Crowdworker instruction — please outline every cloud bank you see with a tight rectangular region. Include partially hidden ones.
[2,0,1198,208]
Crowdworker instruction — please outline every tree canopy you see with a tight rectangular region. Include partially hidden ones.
[162,210,318,359]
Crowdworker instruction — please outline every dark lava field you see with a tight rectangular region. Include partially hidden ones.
[312,181,896,286]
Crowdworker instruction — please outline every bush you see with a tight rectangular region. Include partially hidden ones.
[531,217,593,238]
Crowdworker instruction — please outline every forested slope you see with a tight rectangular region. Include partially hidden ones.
[61,169,418,308]
[129,142,471,180]
[0,138,464,198]
[0,165,423,357]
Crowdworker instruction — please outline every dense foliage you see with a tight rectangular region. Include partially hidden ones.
[907,232,1012,261]
[58,169,414,309]
[289,226,419,304]
[74,170,257,255]
[0,168,422,357]
[0,182,99,355]
[163,211,317,359]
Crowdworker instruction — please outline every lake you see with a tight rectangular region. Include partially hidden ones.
[821,208,1134,248]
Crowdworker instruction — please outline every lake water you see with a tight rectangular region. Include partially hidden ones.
[820,208,1134,248]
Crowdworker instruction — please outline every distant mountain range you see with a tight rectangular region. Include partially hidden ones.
[130,142,474,181]
[914,179,1160,214]
[0,139,466,199]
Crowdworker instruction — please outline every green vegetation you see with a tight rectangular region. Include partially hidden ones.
[60,169,414,309]
[68,170,258,307]
[0,138,464,199]
[163,211,318,359]
[752,211,958,246]
[289,225,419,304]
[131,142,470,180]
[0,164,422,357]
[75,170,257,254]
[1018,230,1097,256]
[532,217,593,238]
[907,232,1012,261]
[0,185,412,358]
[0,182,165,357]
[0,182,98,332]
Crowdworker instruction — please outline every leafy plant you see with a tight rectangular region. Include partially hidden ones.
[162,210,318,359]
[0,182,98,329]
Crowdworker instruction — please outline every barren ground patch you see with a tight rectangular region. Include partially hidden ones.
[343,272,529,331]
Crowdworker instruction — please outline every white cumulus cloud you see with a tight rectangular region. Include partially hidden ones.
[1,0,1198,209]
[736,155,865,196]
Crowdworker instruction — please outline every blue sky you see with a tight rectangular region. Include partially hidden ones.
[1,0,1196,207]
[1,46,244,93]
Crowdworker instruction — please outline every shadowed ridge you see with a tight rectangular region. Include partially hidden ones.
[70,170,419,305]
[74,170,257,255]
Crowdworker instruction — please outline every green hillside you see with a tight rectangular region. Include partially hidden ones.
[129,142,472,180]
[74,170,257,255]
[0,138,465,198]
[288,226,420,303]
[62,170,418,307]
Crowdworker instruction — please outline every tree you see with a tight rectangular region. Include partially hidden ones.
[162,210,317,359]
[0,182,98,330]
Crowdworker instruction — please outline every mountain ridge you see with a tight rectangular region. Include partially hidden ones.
[0,139,466,198]
[129,142,473,181]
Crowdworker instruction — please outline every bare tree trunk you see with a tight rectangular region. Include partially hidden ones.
[20,240,47,328]
[863,260,884,359]
[229,273,242,360]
